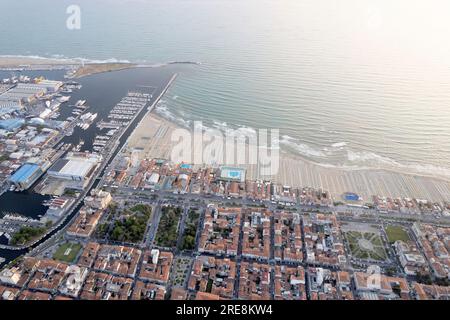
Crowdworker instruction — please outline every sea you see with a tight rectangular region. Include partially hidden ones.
[1,0,450,178]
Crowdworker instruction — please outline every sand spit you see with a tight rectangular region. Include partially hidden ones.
[0,56,135,78]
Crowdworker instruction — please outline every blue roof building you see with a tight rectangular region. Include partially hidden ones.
[9,163,43,190]
[0,118,25,131]
[343,192,360,202]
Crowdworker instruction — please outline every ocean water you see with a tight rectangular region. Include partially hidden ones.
[2,0,450,178]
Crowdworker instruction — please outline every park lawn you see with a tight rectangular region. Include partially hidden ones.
[344,230,388,261]
[53,242,82,263]
[385,225,410,243]
[179,209,200,250]
[155,206,182,248]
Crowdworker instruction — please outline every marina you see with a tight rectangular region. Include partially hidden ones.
[0,66,180,266]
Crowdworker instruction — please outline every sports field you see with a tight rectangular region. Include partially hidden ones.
[53,242,82,263]
[384,225,410,243]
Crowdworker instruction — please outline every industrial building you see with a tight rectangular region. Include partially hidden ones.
[0,118,25,131]
[35,80,63,92]
[48,153,101,182]
[0,102,21,116]
[0,83,47,104]
[9,163,44,190]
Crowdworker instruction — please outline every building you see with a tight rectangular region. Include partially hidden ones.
[353,272,410,300]
[170,288,188,300]
[93,245,141,277]
[139,250,173,284]
[58,267,89,298]
[238,262,271,300]
[44,197,73,219]
[146,172,160,185]
[412,223,450,279]
[0,102,21,116]
[27,259,69,293]
[219,166,246,183]
[0,267,22,285]
[394,240,427,275]
[307,268,353,300]
[0,286,19,300]
[9,163,44,190]
[77,242,101,268]
[17,290,52,301]
[274,265,306,300]
[84,190,112,210]
[48,152,101,182]
[412,282,450,300]
[66,207,104,238]
[0,118,25,131]
[80,272,133,300]
[188,256,236,299]
[242,209,271,260]
[132,281,167,300]
[198,206,242,256]
[0,83,47,104]
[303,213,346,267]
[35,79,63,92]
[274,211,303,263]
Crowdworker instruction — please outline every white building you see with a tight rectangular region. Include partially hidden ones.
[84,189,112,209]
[36,80,63,92]
[0,267,21,285]
[48,152,101,181]
[394,240,427,276]
[147,172,160,185]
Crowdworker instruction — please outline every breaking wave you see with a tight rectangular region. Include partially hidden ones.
[331,142,348,148]
[279,135,327,158]
[0,54,132,64]
[154,101,191,128]
[346,150,450,178]
[153,103,450,179]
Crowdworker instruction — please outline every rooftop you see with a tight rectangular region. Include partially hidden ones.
[9,163,40,183]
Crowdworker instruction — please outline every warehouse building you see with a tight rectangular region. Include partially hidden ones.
[35,80,63,92]
[0,83,47,104]
[48,153,101,182]
[9,163,44,190]
[0,118,25,131]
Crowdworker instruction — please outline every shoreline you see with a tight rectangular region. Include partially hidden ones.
[0,55,137,78]
[282,148,450,184]
[124,111,450,202]
[1,56,449,201]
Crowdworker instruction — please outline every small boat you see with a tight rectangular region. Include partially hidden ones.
[59,96,71,103]
[75,100,86,107]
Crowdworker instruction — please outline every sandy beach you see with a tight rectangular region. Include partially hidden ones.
[71,63,137,78]
[122,111,450,202]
